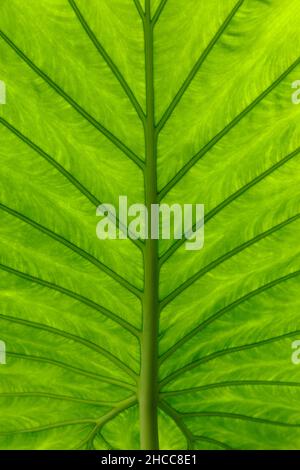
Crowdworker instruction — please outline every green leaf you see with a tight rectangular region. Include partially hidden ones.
[0,0,300,450]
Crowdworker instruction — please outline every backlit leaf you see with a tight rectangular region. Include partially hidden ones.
[0,0,300,450]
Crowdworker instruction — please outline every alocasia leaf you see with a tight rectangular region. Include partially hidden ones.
[0,0,300,450]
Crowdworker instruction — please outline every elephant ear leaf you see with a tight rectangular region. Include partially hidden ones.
[0,0,300,451]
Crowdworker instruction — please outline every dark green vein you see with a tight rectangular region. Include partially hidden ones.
[160,327,300,388]
[99,432,113,450]
[133,0,145,20]
[0,117,99,206]
[160,145,300,266]
[160,270,300,365]
[192,435,233,450]
[0,30,144,170]
[7,352,135,390]
[156,0,244,132]
[0,419,95,435]
[152,0,168,26]
[0,262,140,338]
[0,392,118,406]
[1,313,137,380]
[180,411,300,428]
[158,400,193,449]
[160,213,300,309]
[158,55,300,200]
[96,396,137,425]
[69,0,145,123]
[0,116,144,252]
[161,380,300,397]
[76,396,137,449]
[96,432,114,451]
[0,202,142,299]
[159,400,232,450]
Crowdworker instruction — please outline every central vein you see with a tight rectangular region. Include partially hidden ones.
[139,0,160,450]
